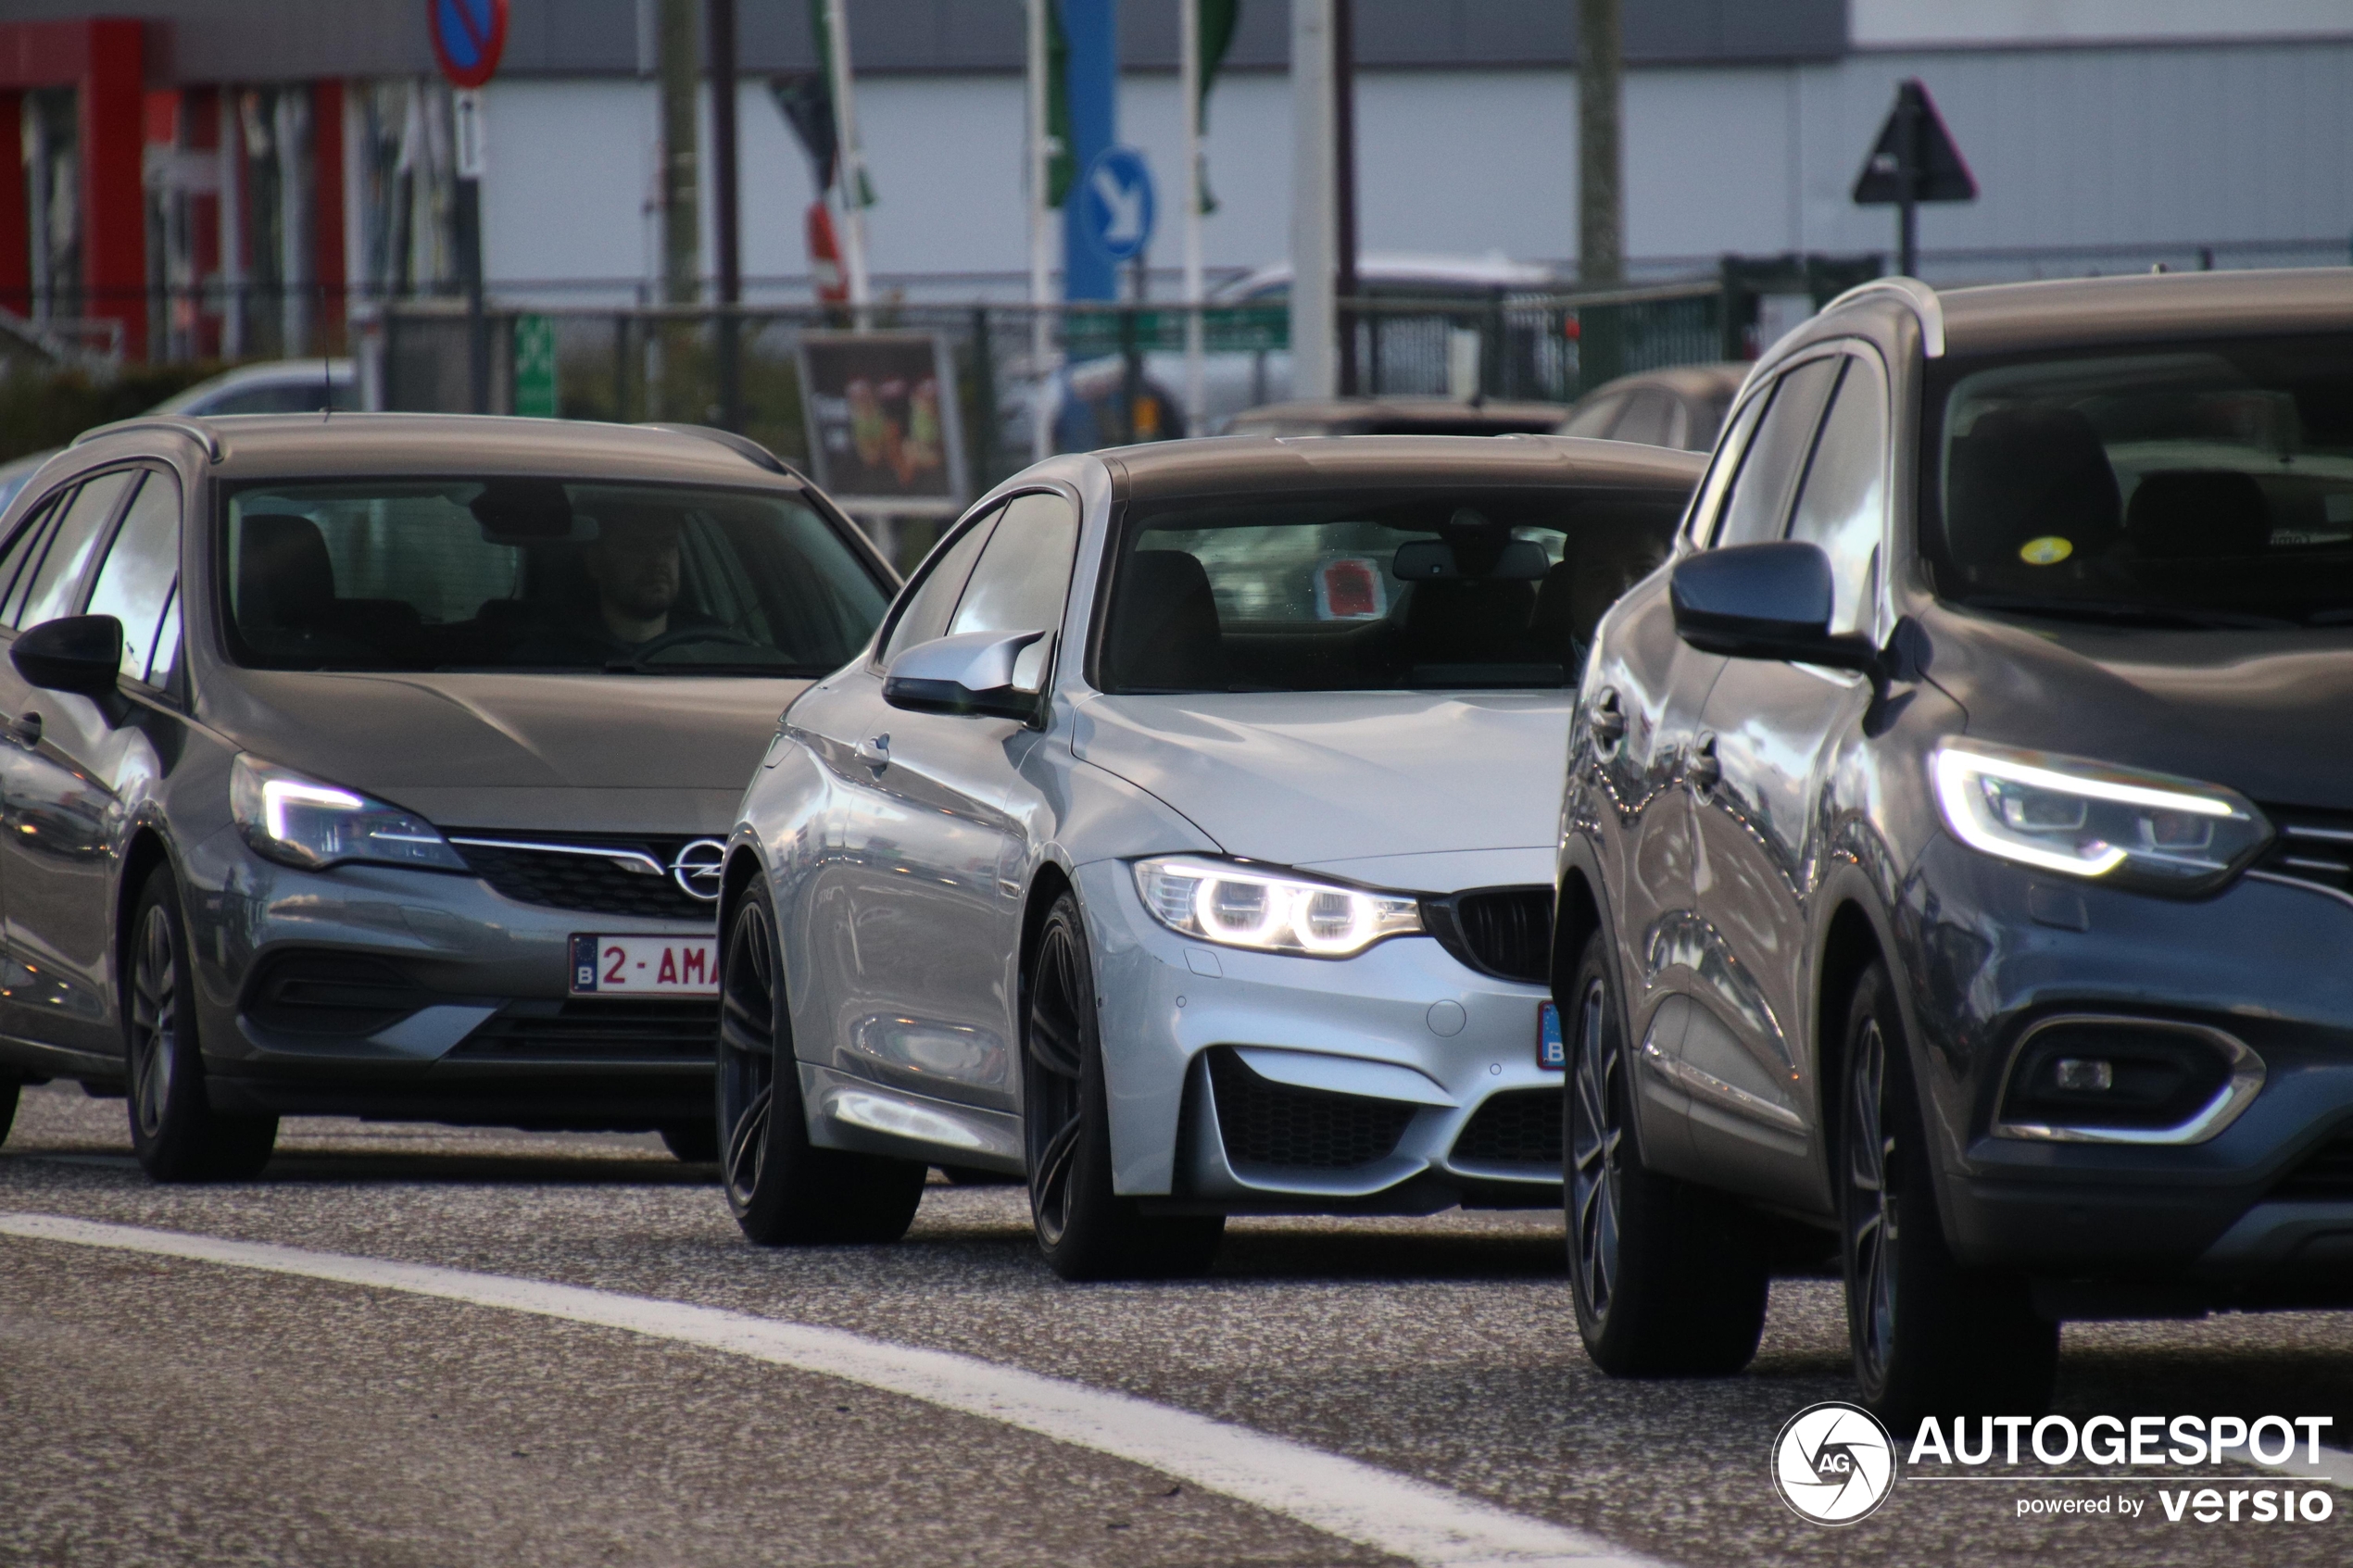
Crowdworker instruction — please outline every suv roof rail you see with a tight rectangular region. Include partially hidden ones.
[1821,276,1945,358]
[72,414,224,462]
[635,422,799,477]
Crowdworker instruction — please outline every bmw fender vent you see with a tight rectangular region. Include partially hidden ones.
[1206,1048,1416,1171]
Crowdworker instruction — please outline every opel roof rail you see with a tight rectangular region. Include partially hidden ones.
[1820,276,1945,358]
[72,415,224,462]
[635,422,801,478]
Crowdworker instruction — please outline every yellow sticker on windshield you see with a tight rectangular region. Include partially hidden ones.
[2019,535,2074,566]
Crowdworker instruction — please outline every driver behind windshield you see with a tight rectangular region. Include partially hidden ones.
[514,508,716,665]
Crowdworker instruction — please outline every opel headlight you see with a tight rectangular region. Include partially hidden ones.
[1131,856,1423,958]
[231,755,469,873]
[1930,741,2269,893]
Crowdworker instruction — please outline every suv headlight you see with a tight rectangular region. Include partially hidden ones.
[1131,856,1423,958]
[230,755,469,873]
[1930,740,2270,893]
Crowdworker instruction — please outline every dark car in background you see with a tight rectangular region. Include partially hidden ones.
[1556,363,1751,453]
[1554,270,2353,1426]
[0,413,892,1178]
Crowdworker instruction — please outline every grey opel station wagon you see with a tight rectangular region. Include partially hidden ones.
[0,414,894,1180]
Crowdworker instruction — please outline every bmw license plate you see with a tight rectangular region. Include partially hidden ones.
[571,935,719,996]
[1537,1001,1566,1070]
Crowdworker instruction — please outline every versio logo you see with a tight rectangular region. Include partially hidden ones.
[1774,1401,1899,1525]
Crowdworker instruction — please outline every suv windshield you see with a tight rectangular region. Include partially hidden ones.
[222,479,888,673]
[1098,488,1680,693]
[1926,334,2353,627]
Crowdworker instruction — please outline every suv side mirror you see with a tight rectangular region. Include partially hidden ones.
[1670,542,1877,672]
[883,629,1050,723]
[12,614,124,699]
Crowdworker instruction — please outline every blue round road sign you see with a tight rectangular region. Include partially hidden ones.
[1078,145,1156,262]
[431,0,509,89]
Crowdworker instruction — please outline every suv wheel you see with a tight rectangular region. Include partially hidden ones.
[1023,892,1223,1281]
[1840,960,2057,1426]
[718,883,925,1244]
[1565,929,1767,1375]
[126,866,277,1182]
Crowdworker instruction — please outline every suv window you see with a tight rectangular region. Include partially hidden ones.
[1682,392,1770,546]
[1785,358,1888,636]
[84,469,183,680]
[18,470,136,631]
[948,491,1081,688]
[1715,358,1841,548]
[879,503,1001,665]
[0,491,64,624]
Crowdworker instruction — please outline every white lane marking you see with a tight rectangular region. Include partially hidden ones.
[0,1212,1655,1568]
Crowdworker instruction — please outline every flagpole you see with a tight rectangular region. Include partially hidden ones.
[1181,0,1205,434]
[1028,0,1054,461]
[824,0,872,327]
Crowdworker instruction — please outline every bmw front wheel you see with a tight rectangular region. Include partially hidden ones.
[1023,892,1222,1282]
[1840,960,2056,1426]
[717,882,925,1245]
[1564,929,1766,1375]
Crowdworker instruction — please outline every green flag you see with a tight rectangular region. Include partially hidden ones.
[1194,0,1239,214]
[809,0,875,207]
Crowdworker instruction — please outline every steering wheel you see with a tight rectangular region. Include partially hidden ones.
[626,626,768,661]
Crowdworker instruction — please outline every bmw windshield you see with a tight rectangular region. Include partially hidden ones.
[1925,334,2353,628]
[220,478,889,674]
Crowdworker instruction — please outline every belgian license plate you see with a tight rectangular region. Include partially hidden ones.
[571,935,718,996]
[1537,1001,1566,1070]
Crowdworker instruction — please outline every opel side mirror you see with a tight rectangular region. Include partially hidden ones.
[883,629,1051,724]
[12,614,125,700]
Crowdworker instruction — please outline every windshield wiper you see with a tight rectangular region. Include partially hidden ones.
[599,659,831,677]
[1956,595,2294,631]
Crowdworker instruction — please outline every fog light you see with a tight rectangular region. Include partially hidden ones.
[2055,1057,2114,1092]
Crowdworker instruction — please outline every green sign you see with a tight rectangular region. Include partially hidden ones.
[1063,305,1289,359]
[512,313,559,418]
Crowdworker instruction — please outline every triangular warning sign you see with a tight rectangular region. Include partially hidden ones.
[1853,80,1977,205]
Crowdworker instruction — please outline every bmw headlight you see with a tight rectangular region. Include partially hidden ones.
[230,754,469,873]
[1930,740,2269,893]
[1131,856,1423,957]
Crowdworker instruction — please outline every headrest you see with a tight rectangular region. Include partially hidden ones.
[1108,550,1225,692]
[2125,470,2271,558]
[1391,537,1548,582]
[238,513,335,628]
[1946,406,2121,567]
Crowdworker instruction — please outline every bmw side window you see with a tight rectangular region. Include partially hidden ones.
[1714,357,1842,548]
[878,503,1003,666]
[1784,358,1891,637]
[0,491,65,626]
[947,490,1081,690]
[16,469,137,632]
[83,468,184,682]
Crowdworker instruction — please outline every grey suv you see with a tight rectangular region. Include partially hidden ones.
[0,414,892,1179]
[1557,270,2353,1426]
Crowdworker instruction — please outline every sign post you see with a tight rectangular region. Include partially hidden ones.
[430,0,510,412]
[1851,79,1975,279]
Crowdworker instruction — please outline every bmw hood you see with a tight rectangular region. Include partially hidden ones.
[1923,605,2353,810]
[206,670,806,833]
[1072,690,1576,884]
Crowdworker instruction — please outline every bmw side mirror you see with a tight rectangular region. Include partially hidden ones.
[883,629,1051,724]
[1670,543,1877,673]
[12,614,124,700]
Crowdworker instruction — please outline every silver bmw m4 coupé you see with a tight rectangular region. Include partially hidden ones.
[719,434,1701,1277]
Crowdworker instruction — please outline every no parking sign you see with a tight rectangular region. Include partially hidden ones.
[430,0,509,89]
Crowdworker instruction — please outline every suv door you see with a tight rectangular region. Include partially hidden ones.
[0,465,152,1065]
[797,491,1082,1117]
[1686,351,1887,1210]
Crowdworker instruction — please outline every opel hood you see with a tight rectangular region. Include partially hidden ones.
[1922,605,2353,810]
[1072,690,1575,878]
[204,671,805,833]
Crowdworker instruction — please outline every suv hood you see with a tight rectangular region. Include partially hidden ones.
[205,671,805,833]
[1923,606,2353,810]
[1072,690,1575,874]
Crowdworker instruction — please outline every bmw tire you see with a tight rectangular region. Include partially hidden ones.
[1565,929,1767,1375]
[1840,960,2057,1428]
[1023,892,1223,1282]
[717,881,925,1244]
[125,866,278,1182]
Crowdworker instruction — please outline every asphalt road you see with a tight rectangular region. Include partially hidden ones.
[4,1081,2349,1568]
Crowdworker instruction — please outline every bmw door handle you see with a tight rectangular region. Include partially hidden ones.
[1686,734,1720,790]
[855,733,890,771]
[1588,689,1627,747]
